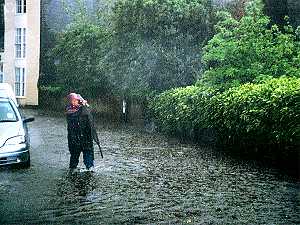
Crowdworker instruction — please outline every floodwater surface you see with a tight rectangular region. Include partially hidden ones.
[0,109,299,225]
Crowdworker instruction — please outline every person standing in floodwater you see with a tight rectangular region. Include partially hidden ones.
[66,93,100,172]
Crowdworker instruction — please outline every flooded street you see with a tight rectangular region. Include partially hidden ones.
[0,109,299,225]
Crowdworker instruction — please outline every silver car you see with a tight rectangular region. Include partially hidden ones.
[0,97,34,168]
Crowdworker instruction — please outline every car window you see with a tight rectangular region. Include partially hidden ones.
[0,90,7,97]
[0,101,18,122]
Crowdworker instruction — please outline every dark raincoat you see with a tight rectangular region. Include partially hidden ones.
[66,105,99,168]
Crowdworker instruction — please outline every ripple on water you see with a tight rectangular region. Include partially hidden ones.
[0,110,299,225]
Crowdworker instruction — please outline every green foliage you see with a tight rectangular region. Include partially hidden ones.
[201,0,300,90]
[108,0,217,98]
[46,0,300,153]
[48,0,219,100]
[150,85,216,134]
[208,76,300,146]
[112,0,215,41]
[52,22,112,98]
[38,85,66,110]
[39,85,65,98]
[150,0,300,152]
[151,77,300,147]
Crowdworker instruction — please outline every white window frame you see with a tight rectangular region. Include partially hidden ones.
[0,63,3,83]
[15,67,26,97]
[15,28,26,59]
[16,0,26,14]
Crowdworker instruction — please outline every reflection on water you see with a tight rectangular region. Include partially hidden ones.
[0,110,299,225]
[58,172,97,203]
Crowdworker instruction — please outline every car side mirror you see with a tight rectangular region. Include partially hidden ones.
[23,117,35,123]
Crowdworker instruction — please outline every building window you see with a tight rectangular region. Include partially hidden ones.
[15,28,26,58]
[0,63,3,83]
[16,0,26,14]
[15,67,25,96]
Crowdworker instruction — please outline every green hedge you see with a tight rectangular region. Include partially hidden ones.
[208,77,300,147]
[150,77,300,148]
[150,85,216,136]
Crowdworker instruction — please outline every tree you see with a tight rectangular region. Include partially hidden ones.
[201,0,300,90]
[107,0,218,98]
[52,21,112,98]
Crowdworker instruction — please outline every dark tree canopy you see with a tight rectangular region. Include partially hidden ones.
[264,0,300,26]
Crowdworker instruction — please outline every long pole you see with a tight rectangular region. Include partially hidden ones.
[97,142,103,158]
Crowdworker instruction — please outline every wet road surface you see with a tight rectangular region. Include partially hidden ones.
[0,109,299,225]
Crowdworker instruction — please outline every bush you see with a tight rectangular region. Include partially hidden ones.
[150,85,216,136]
[151,77,300,149]
[208,76,300,147]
